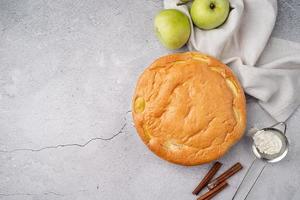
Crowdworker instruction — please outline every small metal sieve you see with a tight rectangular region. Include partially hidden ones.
[250,122,289,163]
[232,122,290,200]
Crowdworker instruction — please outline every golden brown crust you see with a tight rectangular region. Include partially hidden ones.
[132,52,246,166]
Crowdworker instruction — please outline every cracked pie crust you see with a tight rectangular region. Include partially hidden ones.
[132,52,246,166]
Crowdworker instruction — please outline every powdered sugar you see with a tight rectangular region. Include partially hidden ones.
[253,130,282,155]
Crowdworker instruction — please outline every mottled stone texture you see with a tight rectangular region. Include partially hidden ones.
[273,0,300,42]
[0,0,299,200]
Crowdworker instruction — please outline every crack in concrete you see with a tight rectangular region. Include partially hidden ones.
[0,111,131,154]
[0,189,88,197]
[0,191,63,197]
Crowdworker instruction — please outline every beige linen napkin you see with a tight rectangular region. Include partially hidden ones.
[163,0,300,121]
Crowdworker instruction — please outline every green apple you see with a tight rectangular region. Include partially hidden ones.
[154,9,191,50]
[191,0,230,30]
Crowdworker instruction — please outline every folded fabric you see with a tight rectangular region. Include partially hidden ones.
[163,0,300,121]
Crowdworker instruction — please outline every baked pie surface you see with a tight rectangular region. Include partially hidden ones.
[132,52,246,165]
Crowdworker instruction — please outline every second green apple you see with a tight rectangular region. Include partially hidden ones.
[191,0,230,30]
[154,9,191,50]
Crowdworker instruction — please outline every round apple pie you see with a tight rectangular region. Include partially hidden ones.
[132,52,246,165]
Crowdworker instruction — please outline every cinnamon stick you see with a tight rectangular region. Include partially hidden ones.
[207,162,243,190]
[192,161,222,195]
[197,181,228,200]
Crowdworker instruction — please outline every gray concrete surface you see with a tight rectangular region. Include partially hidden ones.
[273,0,300,42]
[0,0,299,200]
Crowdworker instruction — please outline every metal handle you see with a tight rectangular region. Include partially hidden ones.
[268,121,287,135]
[231,158,267,200]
